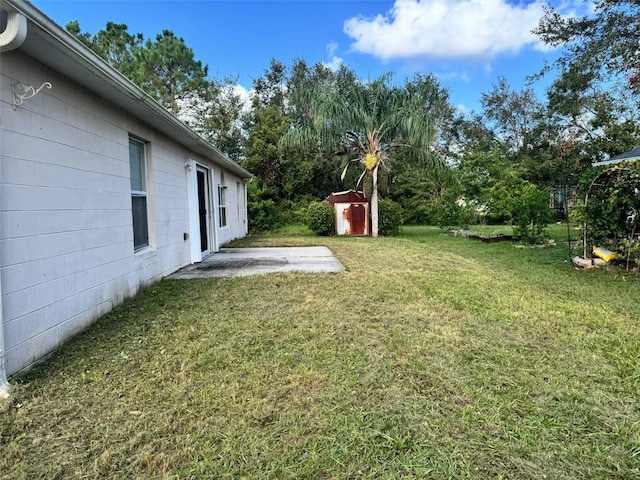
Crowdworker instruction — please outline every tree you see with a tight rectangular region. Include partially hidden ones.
[511,182,553,243]
[66,23,214,118]
[511,0,640,198]
[543,67,640,160]
[455,148,521,223]
[185,78,248,162]
[392,148,462,225]
[245,59,347,213]
[65,20,92,46]
[534,1,640,93]
[244,104,290,195]
[449,111,496,154]
[252,58,288,114]
[123,30,212,115]
[481,76,541,153]
[281,70,444,237]
[284,60,350,200]
[66,20,143,70]
[66,21,245,157]
[242,103,291,231]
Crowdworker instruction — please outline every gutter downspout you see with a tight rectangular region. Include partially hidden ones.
[0,8,27,52]
[0,8,26,398]
[0,275,9,398]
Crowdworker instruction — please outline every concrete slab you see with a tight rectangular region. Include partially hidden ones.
[167,247,344,279]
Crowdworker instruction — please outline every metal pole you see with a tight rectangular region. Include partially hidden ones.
[564,185,572,260]
[0,262,10,398]
[583,191,589,259]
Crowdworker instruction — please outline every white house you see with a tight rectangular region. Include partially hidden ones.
[0,0,252,395]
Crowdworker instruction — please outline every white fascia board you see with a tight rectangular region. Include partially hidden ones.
[4,0,252,179]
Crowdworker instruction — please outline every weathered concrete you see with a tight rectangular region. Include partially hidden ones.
[167,247,344,279]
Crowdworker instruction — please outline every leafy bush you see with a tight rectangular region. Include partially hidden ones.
[280,196,316,225]
[584,164,640,243]
[378,199,403,236]
[486,183,518,224]
[511,183,553,243]
[248,199,283,233]
[401,202,434,225]
[246,181,284,233]
[579,163,640,270]
[427,199,478,230]
[306,201,335,236]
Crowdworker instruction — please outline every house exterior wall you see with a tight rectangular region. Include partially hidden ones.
[0,50,247,375]
[211,168,247,247]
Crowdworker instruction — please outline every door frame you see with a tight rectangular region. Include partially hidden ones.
[196,165,212,257]
[186,159,218,263]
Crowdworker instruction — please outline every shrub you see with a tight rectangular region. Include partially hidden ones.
[246,181,284,233]
[248,199,282,233]
[511,183,553,243]
[280,197,315,225]
[306,201,335,236]
[579,163,640,270]
[378,198,403,236]
[428,199,478,230]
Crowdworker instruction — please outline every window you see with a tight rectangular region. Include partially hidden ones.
[129,138,149,250]
[218,184,227,228]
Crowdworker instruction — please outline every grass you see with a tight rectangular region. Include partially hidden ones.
[1,224,639,479]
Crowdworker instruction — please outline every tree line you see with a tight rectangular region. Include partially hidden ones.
[67,0,640,238]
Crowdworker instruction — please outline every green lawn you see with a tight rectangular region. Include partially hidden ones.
[2,225,639,479]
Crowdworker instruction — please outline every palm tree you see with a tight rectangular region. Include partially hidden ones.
[281,69,444,237]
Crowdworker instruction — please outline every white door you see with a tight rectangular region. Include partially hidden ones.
[196,166,212,256]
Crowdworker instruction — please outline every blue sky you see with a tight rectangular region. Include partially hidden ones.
[32,0,588,113]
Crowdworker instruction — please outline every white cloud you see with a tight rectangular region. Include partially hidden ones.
[455,103,468,114]
[224,83,253,116]
[344,0,550,61]
[436,70,471,82]
[323,42,345,71]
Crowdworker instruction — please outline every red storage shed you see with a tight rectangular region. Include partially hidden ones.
[326,190,370,236]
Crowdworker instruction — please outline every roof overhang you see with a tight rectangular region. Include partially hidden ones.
[2,0,252,179]
[592,147,640,167]
[326,190,369,204]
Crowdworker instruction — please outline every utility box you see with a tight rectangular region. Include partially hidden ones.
[326,190,370,236]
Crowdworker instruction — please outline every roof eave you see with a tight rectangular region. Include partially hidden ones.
[593,157,640,167]
[592,147,640,168]
[4,0,252,179]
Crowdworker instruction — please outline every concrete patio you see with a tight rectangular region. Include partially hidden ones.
[167,247,344,279]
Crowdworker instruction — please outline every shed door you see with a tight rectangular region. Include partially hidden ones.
[350,204,366,235]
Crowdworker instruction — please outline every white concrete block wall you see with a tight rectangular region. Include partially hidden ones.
[214,167,248,246]
[0,51,246,375]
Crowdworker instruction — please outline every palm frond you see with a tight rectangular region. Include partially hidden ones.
[340,159,360,181]
[355,167,368,189]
